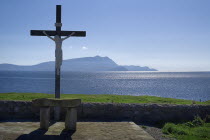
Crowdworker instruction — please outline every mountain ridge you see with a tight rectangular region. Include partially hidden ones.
[0,56,157,71]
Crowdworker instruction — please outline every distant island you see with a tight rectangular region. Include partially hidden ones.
[0,56,157,71]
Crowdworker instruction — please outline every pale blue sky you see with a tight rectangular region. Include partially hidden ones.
[0,0,210,71]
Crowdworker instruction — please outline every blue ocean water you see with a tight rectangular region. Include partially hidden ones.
[0,71,209,101]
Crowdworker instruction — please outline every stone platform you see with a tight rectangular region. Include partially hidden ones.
[0,122,155,140]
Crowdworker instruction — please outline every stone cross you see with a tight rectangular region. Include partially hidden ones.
[30,5,86,99]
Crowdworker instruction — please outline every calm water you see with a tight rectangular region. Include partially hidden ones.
[0,71,210,101]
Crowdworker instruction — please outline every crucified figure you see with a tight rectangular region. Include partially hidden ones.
[43,31,75,75]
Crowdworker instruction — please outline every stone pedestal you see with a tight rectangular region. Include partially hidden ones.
[65,107,77,130]
[32,98,81,131]
[40,107,50,129]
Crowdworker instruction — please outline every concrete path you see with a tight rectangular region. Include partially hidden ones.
[0,122,155,140]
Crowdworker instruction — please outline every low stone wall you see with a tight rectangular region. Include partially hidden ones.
[0,100,210,124]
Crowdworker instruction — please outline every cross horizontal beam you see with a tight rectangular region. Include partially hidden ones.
[30,30,86,37]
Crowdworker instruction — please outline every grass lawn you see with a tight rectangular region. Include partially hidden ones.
[162,116,210,140]
[0,92,209,105]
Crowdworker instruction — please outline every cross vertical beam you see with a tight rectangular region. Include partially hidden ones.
[56,5,61,33]
[55,5,61,99]
[56,5,61,23]
[55,69,60,99]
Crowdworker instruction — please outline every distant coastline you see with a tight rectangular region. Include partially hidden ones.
[0,56,157,72]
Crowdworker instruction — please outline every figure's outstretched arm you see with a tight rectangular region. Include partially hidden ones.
[43,31,55,41]
[61,32,75,41]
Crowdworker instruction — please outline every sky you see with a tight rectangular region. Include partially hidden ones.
[0,0,210,71]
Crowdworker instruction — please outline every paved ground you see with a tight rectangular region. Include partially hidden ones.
[0,122,155,140]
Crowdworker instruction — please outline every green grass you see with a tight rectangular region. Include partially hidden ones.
[162,116,210,140]
[0,92,209,105]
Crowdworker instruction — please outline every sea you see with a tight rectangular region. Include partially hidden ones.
[0,71,210,101]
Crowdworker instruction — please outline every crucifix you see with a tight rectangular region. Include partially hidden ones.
[31,5,86,120]
[31,5,86,98]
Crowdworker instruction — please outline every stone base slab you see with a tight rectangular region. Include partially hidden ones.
[0,122,155,140]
